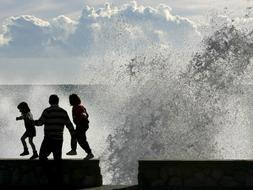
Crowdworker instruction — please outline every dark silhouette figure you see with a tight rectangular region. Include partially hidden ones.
[35,94,74,160]
[66,94,94,160]
[16,102,38,160]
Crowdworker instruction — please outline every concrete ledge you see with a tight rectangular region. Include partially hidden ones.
[138,160,253,189]
[0,159,102,189]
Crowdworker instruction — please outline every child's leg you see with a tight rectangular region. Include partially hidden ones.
[28,137,38,159]
[21,133,28,151]
[28,137,37,153]
[71,134,77,151]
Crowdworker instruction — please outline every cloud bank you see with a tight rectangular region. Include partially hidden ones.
[0,1,252,84]
[0,1,200,57]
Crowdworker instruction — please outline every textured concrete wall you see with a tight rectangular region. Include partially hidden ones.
[138,160,253,189]
[0,159,102,189]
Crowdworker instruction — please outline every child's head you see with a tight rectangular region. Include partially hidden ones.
[17,102,30,114]
[69,94,81,106]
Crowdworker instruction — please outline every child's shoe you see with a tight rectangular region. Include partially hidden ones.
[30,151,38,160]
[20,149,29,156]
[66,150,77,155]
[83,153,94,160]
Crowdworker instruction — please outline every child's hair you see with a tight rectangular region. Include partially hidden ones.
[69,94,81,106]
[17,102,30,114]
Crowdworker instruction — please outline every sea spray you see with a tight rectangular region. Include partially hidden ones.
[101,15,253,184]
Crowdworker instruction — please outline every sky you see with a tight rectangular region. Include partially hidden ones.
[0,0,252,84]
[0,0,251,24]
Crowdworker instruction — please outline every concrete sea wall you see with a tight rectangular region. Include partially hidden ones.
[0,159,102,189]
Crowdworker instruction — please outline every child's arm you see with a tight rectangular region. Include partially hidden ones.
[16,116,24,121]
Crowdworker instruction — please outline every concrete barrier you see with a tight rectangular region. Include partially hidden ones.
[0,159,102,189]
[138,160,253,189]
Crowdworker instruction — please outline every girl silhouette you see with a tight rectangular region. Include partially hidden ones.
[16,102,38,160]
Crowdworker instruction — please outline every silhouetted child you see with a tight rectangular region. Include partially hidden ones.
[66,94,94,160]
[16,102,38,160]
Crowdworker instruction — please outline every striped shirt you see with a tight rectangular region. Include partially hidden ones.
[36,105,74,140]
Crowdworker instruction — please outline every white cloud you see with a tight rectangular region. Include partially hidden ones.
[0,34,7,45]
[50,15,77,42]
[0,15,50,56]
[0,1,200,57]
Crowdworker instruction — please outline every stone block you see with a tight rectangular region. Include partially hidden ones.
[0,159,103,188]
[211,168,224,180]
[246,174,253,187]
[138,160,253,189]
[169,176,182,186]
[184,176,216,187]
[220,176,240,187]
